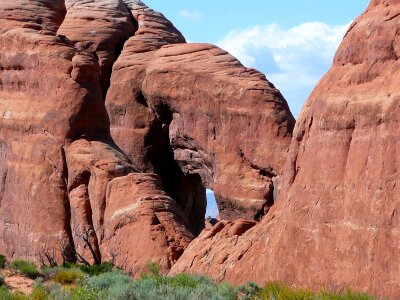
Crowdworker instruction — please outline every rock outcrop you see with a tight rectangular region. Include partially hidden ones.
[0,0,195,274]
[172,0,400,298]
[107,37,294,229]
[57,0,137,95]
[0,0,294,275]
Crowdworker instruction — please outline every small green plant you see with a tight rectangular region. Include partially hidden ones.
[255,282,377,300]
[79,261,114,276]
[86,271,131,290]
[0,255,6,269]
[0,275,5,286]
[68,285,105,300]
[10,259,39,279]
[238,281,261,299]
[30,286,49,300]
[51,267,85,285]
[0,285,29,300]
[144,261,161,277]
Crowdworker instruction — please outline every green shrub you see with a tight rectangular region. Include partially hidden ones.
[0,286,9,299]
[85,271,131,290]
[79,261,114,276]
[256,282,314,300]
[144,261,161,277]
[51,267,85,285]
[254,282,377,300]
[0,286,29,300]
[67,285,106,300]
[318,289,376,300]
[46,282,65,299]
[0,255,6,269]
[30,286,49,300]
[95,272,237,300]
[238,281,261,299]
[10,259,39,279]
[167,273,214,288]
[121,278,237,300]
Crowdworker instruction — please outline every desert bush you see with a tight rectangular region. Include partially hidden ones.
[10,259,39,279]
[0,254,7,269]
[144,261,161,277]
[30,285,49,300]
[0,286,10,299]
[68,285,105,300]
[0,285,29,300]
[254,282,377,300]
[51,267,85,285]
[85,271,131,290]
[255,282,314,300]
[79,261,114,276]
[317,289,376,300]
[237,281,261,299]
[124,278,237,300]
[90,272,236,300]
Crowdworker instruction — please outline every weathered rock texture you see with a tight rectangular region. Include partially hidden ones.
[172,0,400,298]
[0,0,294,275]
[107,36,294,228]
[0,0,195,274]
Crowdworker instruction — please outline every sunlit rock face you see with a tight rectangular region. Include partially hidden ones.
[172,1,400,298]
[0,0,294,275]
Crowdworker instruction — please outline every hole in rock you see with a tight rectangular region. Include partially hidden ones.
[145,114,208,236]
[205,189,219,224]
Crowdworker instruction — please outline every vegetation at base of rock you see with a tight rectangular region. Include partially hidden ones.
[252,282,378,300]
[78,261,114,276]
[0,255,6,269]
[49,267,84,285]
[10,260,39,279]
[0,286,28,300]
[0,258,383,300]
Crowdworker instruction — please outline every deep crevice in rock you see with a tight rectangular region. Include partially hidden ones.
[61,146,78,263]
[144,104,206,236]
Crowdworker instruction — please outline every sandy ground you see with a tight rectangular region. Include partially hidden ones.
[2,269,34,295]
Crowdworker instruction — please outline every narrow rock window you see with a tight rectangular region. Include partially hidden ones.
[205,189,219,222]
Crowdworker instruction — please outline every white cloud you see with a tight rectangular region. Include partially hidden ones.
[178,9,202,23]
[218,22,350,116]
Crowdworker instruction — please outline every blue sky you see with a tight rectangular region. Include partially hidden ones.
[143,1,370,217]
[145,0,369,117]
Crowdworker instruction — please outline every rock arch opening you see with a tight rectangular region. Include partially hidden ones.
[205,189,219,220]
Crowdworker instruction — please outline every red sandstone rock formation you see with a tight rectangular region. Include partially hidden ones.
[107,30,294,230]
[0,0,194,274]
[0,0,293,275]
[171,0,400,298]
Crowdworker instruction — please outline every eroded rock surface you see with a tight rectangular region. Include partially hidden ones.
[102,173,193,274]
[0,0,193,274]
[0,0,294,275]
[0,0,108,260]
[107,41,294,227]
[58,0,137,95]
[172,1,400,298]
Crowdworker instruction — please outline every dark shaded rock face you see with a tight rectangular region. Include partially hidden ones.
[0,0,293,274]
[172,1,400,298]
